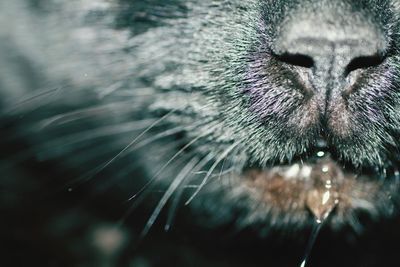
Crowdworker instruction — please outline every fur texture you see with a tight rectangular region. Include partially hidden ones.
[2,0,400,266]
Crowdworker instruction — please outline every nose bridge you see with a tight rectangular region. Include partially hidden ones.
[272,0,387,58]
[309,43,346,114]
[274,0,384,43]
[274,12,385,61]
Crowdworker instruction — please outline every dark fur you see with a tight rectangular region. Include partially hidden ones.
[2,0,400,266]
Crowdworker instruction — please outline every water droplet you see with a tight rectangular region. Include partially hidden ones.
[299,220,324,267]
[301,156,342,267]
[321,166,329,173]
[306,159,341,222]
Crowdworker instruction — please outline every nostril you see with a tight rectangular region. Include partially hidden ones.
[276,53,314,68]
[345,54,385,75]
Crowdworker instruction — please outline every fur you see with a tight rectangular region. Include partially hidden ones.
[2,0,400,266]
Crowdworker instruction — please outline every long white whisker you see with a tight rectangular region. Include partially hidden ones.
[36,119,160,151]
[217,157,228,181]
[66,140,186,195]
[117,126,217,223]
[130,119,211,151]
[140,157,200,237]
[84,110,176,178]
[5,87,62,113]
[126,129,213,202]
[164,152,215,231]
[37,101,138,129]
[116,149,197,226]
[65,134,187,188]
[185,142,239,205]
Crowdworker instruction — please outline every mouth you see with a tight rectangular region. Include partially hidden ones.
[242,141,400,226]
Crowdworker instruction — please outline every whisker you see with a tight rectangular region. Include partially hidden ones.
[126,130,213,202]
[5,87,62,113]
[36,119,162,152]
[64,137,189,190]
[128,119,212,151]
[80,110,176,179]
[116,149,198,227]
[36,116,210,160]
[217,157,228,181]
[191,168,235,178]
[140,156,200,238]
[56,120,210,188]
[213,167,236,179]
[185,142,240,205]
[37,101,139,129]
[64,140,183,193]
[97,81,123,99]
[116,128,216,225]
[183,185,200,189]
[226,149,247,189]
[164,152,215,231]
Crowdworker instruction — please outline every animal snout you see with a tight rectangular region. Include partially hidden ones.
[272,6,387,100]
[269,3,389,136]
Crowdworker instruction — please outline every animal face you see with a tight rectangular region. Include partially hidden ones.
[136,0,400,230]
[2,0,400,266]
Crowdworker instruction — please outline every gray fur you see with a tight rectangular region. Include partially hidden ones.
[2,0,400,266]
